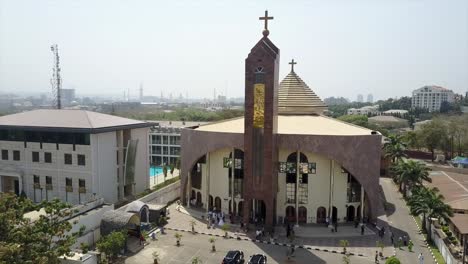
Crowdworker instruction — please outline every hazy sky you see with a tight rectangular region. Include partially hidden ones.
[1,0,467,101]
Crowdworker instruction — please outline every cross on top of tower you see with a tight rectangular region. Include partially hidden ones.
[259,10,274,37]
[289,59,297,72]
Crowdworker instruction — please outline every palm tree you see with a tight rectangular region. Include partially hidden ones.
[191,257,203,264]
[339,239,349,253]
[174,232,182,246]
[408,187,453,241]
[392,160,431,197]
[209,237,216,252]
[383,134,408,164]
[163,165,168,181]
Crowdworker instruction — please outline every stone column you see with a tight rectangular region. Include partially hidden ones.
[329,160,335,225]
[231,148,235,215]
[187,171,191,208]
[205,153,210,212]
[295,150,299,227]
[360,185,365,223]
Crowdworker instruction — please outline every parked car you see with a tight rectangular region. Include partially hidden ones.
[247,254,267,264]
[222,250,244,264]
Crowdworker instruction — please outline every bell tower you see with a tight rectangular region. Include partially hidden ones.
[243,10,280,229]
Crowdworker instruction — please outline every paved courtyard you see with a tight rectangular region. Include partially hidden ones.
[125,229,376,264]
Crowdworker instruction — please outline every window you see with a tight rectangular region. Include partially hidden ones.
[34,175,40,189]
[1,149,8,160]
[64,154,72,165]
[77,154,85,166]
[65,178,73,192]
[13,150,20,161]
[286,183,296,204]
[79,179,86,193]
[32,152,39,162]
[46,176,52,185]
[44,152,52,163]
[162,136,168,145]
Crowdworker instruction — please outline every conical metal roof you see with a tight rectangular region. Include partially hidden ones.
[278,71,328,115]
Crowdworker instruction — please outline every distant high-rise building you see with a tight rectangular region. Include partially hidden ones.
[357,94,364,102]
[61,89,75,105]
[139,83,143,101]
[367,94,373,103]
[411,85,455,112]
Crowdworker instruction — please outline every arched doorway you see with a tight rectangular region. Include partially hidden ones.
[346,206,355,222]
[196,192,202,207]
[298,206,307,224]
[238,201,244,217]
[191,190,196,200]
[252,200,266,224]
[316,207,326,224]
[209,195,213,210]
[285,206,296,224]
[332,206,338,223]
[214,197,221,211]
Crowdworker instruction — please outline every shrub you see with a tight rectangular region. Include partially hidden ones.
[441,226,449,233]
[385,256,401,264]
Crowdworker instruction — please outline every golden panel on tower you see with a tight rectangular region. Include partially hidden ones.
[253,84,265,128]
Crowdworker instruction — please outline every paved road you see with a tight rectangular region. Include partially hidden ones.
[125,229,376,264]
[380,178,434,264]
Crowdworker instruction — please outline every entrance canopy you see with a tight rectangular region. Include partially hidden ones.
[101,210,140,236]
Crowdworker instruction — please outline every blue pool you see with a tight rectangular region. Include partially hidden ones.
[150,166,163,177]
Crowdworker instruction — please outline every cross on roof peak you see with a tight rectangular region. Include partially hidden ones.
[289,59,297,72]
[259,10,274,37]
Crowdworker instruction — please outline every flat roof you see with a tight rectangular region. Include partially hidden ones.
[427,171,468,211]
[148,120,209,128]
[450,214,468,234]
[195,115,375,136]
[0,109,152,133]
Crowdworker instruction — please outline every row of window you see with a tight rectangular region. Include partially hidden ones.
[1,149,86,165]
[150,135,180,145]
[0,130,90,145]
[150,146,180,155]
[33,175,86,190]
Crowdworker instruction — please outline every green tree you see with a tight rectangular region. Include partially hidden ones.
[170,163,175,175]
[163,165,168,181]
[392,160,431,197]
[408,187,453,241]
[339,239,349,253]
[383,134,408,164]
[221,224,230,238]
[209,237,216,252]
[402,131,420,150]
[96,230,126,262]
[337,115,368,127]
[420,119,445,161]
[0,194,84,264]
[385,256,401,264]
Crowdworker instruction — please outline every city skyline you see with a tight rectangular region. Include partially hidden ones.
[1,0,467,101]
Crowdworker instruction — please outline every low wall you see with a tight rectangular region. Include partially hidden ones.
[430,223,458,264]
[139,180,180,205]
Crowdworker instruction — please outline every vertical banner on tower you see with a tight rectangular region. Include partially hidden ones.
[253,84,265,128]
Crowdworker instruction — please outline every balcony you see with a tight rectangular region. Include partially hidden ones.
[79,187,86,193]
[66,186,73,192]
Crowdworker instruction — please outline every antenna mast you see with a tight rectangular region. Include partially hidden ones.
[50,44,62,109]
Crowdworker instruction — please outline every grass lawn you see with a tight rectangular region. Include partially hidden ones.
[413,215,446,264]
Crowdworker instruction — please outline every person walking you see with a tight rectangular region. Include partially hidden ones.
[375,251,379,263]
[418,253,424,264]
[361,223,365,235]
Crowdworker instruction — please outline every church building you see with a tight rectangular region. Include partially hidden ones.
[180,11,382,229]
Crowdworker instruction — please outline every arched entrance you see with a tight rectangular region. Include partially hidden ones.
[251,200,266,224]
[346,206,355,222]
[214,197,221,211]
[238,201,244,217]
[298,206,307,224]
[209,195,213,210]
[191,190,196,200]
[316,207,326,224]
[332,206,338,223]
[196,192,202,207]
[286,206,296,224]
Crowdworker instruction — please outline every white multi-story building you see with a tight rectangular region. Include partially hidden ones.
[0,109,151,205]
[149,121,208,166]
[411,85,455,112]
